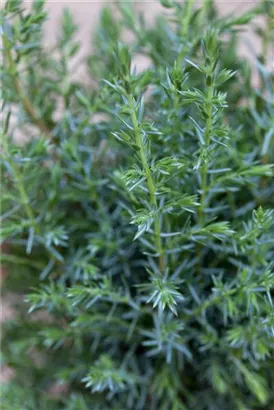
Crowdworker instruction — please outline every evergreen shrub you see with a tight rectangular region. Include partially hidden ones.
[1,0,274,409]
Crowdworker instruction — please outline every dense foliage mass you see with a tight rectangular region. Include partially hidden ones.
[1,0,274,409]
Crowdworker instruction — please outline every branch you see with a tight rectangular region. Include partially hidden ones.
[3,34,52,139]
[128,94,165,273]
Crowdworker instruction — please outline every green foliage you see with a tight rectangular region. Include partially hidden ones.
[1,1,274,409]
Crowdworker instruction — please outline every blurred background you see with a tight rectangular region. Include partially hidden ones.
[42,0,263,79]
[44,0,260,43]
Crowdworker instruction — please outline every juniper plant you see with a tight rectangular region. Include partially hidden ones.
[1,0,274,409]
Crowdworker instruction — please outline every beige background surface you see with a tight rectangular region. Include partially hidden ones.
[40,0,263,80]
[44,0,259,33]
[43,1,260,50]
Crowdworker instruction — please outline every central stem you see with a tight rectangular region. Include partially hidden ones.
[196,82,213,274]
[199,84,213,223]
[128,95,164,273]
